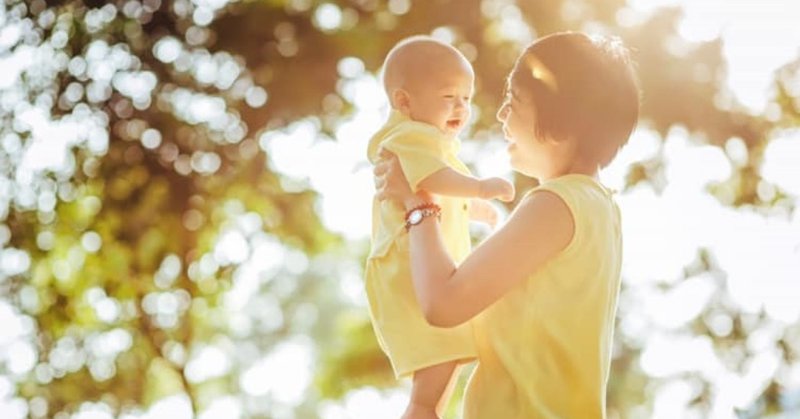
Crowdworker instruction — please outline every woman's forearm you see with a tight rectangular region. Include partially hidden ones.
[407,214,458,327]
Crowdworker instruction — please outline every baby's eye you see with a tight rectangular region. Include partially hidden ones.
[443,94,455,99]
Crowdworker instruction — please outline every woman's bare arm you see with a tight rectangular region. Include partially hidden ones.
[375,149,573,327]
[407,190,574,327]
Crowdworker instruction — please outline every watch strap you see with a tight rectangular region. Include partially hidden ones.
[404,203,442,232]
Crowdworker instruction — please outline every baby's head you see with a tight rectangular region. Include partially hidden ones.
[381,36,474,136]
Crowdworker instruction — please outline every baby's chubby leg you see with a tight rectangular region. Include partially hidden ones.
[401,361,459,419]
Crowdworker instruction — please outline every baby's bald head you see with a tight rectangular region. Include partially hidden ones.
[381,36,473,104]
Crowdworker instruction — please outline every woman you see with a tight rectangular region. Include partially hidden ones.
[373,32,639,418]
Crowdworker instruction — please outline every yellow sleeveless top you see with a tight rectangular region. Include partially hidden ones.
[463,174,622,418]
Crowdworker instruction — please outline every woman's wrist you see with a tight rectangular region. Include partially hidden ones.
[403,196,427,211]
[403,191,434,211]
[404,202,442,232]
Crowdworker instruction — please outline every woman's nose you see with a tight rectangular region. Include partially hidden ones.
[496,103,509,121]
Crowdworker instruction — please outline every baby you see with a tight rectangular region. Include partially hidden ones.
[365,36,514,418]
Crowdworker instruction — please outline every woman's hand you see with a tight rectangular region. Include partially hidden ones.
[374,148,432,210]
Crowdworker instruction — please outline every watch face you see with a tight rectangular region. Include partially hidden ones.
[409,210,423,224]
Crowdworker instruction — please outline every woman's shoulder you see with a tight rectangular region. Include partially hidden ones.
[530,174,620,245]
[521,174,617,233]
[527,174,614,206]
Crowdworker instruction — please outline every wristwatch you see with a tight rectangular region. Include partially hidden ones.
[404,203,441,232]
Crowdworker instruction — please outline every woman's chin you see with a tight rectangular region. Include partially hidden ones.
[507,147,524,166]
[508,157,525,175]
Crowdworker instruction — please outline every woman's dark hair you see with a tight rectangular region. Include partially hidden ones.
[511,32,640,167]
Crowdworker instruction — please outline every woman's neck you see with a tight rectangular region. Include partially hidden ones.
[539,158,598,181]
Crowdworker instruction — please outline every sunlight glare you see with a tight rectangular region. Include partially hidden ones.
[198,396,242,419]
[640,334,720,378]
[213,229,249,265]
[617,129,800,322]
[761,129,800,196]
[239,338,312,405]
[314,3,342,31]
[600,127,663,191]
[652,379,700,419]
[643,273,716,330]
[143,394,192,419]
[185,345,231,384]
[320,387,409,419]
[628,0,800,111]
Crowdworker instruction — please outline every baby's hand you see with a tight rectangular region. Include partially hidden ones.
[469,199,499,228]
[479,177,515,202]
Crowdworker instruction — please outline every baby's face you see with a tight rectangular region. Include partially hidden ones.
[405,65,474,137]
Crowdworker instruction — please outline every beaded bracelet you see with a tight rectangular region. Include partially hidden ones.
[404,203,442,232]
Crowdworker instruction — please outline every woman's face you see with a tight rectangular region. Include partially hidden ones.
[496,71,575,180]
[496,76,548,178]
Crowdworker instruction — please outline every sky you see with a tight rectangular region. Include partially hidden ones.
[2,0,800,418]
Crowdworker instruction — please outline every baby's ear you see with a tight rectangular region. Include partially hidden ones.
[392,89,411,114]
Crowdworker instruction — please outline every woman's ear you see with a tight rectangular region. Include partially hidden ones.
[392,89,412,115]
[552,134,580,162]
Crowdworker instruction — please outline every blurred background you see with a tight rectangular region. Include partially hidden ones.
[1,0,799,418]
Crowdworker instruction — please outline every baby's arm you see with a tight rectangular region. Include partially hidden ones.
[418,168,515,202]
[469,199,499,228]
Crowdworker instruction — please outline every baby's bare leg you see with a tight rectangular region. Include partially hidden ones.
[401,361,458,419]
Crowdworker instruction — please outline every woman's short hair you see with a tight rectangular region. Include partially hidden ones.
[511,32,640,167]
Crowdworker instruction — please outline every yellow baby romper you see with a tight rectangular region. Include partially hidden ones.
[365,110,477,379]
[462,174,623,418]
